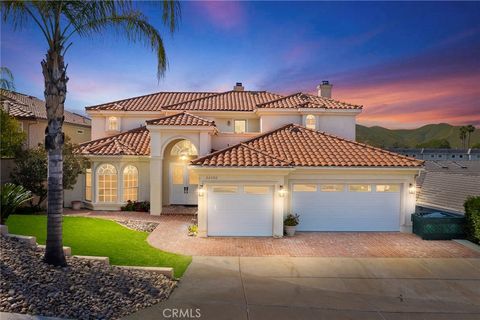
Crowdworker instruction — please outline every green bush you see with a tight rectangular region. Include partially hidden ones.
[120,200,150,212]
[464,196,480,244]
[284,213,300,226]
[0,183,33,224]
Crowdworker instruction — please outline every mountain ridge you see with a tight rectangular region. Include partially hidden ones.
[356,123,480,148]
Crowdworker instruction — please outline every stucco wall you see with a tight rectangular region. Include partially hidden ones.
[260,114,302,132]
[317,114,356,140]
[19,119,91,147]
[64,173,85,207]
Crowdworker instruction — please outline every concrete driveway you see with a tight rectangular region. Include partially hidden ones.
[126,256,480,320]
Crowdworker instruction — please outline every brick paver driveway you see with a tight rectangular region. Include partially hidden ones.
[148,215,480,258]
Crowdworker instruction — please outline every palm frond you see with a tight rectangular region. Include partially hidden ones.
[0,67,15,91]
[73,11,169,79]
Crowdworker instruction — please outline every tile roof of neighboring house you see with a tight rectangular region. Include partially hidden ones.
[163,91,283,112]
[257,92,362,110]
[416,161,480,214]
[85,92,217,111]
[1,89,91,126]
[146,112,216,127]
[76,127,150,156]
[191,124,422,168]
[85,89,360,113]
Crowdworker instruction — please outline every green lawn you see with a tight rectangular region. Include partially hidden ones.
[6,215,191,278]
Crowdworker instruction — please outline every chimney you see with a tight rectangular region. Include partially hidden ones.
[317,80,332,98]
[233,82,244,91]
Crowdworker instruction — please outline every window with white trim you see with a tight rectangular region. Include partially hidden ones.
[305,115,316,130]
[320,184,344,192]
[348,184,371,192]
[123,165,138,201]
[234,120,246,134]
[244,186,270,194]
[212,186,238,193]
[375,184,400,192]
[107,116,119,131]
[97,164,117,202]
[85,168,92,201]
[293,184,317,192]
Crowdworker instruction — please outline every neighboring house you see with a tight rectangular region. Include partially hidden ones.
[416,160,480,215]
[78,82,423,237]
[1,89,91,147]
[389,148,480,161]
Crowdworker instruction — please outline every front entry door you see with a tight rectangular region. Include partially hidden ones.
[170,163,198,205]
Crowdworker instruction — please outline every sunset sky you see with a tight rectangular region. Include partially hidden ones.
[1,1,479,129]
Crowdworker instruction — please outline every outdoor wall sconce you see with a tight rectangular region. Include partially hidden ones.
[197,185,205,197]
[279,185,287,197]
[408,183,416,194]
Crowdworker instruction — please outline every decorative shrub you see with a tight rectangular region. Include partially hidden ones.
[0,183,33,224]
[284,213,300,226]
[121,200,150,212]
[464,196,480,244]
[187,224,198,236]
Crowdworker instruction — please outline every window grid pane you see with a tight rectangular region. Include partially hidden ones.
[293,184,317,192]
[234,120,246,133]
[123,165,138,202]
[97,164,117,203]
[85,169,92,201]
[375,184,400,192]
[348,184,371,192]
[320,184,344,192]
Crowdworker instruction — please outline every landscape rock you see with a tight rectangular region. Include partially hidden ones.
[0,235,177,319]
[116,220,159,233]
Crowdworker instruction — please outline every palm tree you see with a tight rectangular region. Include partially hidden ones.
[459,126,467,149]
[466,125,475,148]
[0,67,15,90]
[1,1,180,266]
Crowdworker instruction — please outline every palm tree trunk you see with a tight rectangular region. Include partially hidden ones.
[42,45,67,267]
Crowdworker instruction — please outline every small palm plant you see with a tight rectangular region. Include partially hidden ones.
[0,183,33,225]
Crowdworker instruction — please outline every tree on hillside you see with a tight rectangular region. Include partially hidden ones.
[0,67,15,91]
[459,126,468,149]
[466,125,476,148]
[2,1,180,266]
[416,139,451,149]
[11,138,89,209]
[0,109,26,157]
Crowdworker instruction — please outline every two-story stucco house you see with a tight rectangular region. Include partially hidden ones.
[78,82,423,237]
[1,89,91,147]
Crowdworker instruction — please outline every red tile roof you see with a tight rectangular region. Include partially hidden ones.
[77,127,150,156]
[257,92,362,110]
[85,92,216,111]
[1,89,91,126]
[85,89,361,112]
[163,91,283,112]
[146,112,215,126]
[191,124,423,168]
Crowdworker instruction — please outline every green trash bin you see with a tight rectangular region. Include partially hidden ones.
[411,212,466,240]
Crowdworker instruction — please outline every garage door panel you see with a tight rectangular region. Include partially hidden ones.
[207,186,273,236]
[292,183,400,232]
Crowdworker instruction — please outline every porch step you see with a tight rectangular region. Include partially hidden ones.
[162,206,198,215]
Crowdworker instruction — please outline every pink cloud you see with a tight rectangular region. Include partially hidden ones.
[192,1,246,30]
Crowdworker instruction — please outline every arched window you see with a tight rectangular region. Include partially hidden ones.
[97,164,117,202]
[107,116,119,131]
[306,115,316,130]
[171,140,198,157]
[123,165,138,202]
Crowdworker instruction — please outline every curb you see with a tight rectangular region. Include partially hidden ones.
[116,265,174,279]
[453,239,480,253]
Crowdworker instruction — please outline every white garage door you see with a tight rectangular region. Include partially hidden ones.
[207,185,273,236]
[291,183,401,231]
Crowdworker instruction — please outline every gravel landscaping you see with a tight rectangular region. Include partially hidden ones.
[116,220,159,233]
[0,235,177,319]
